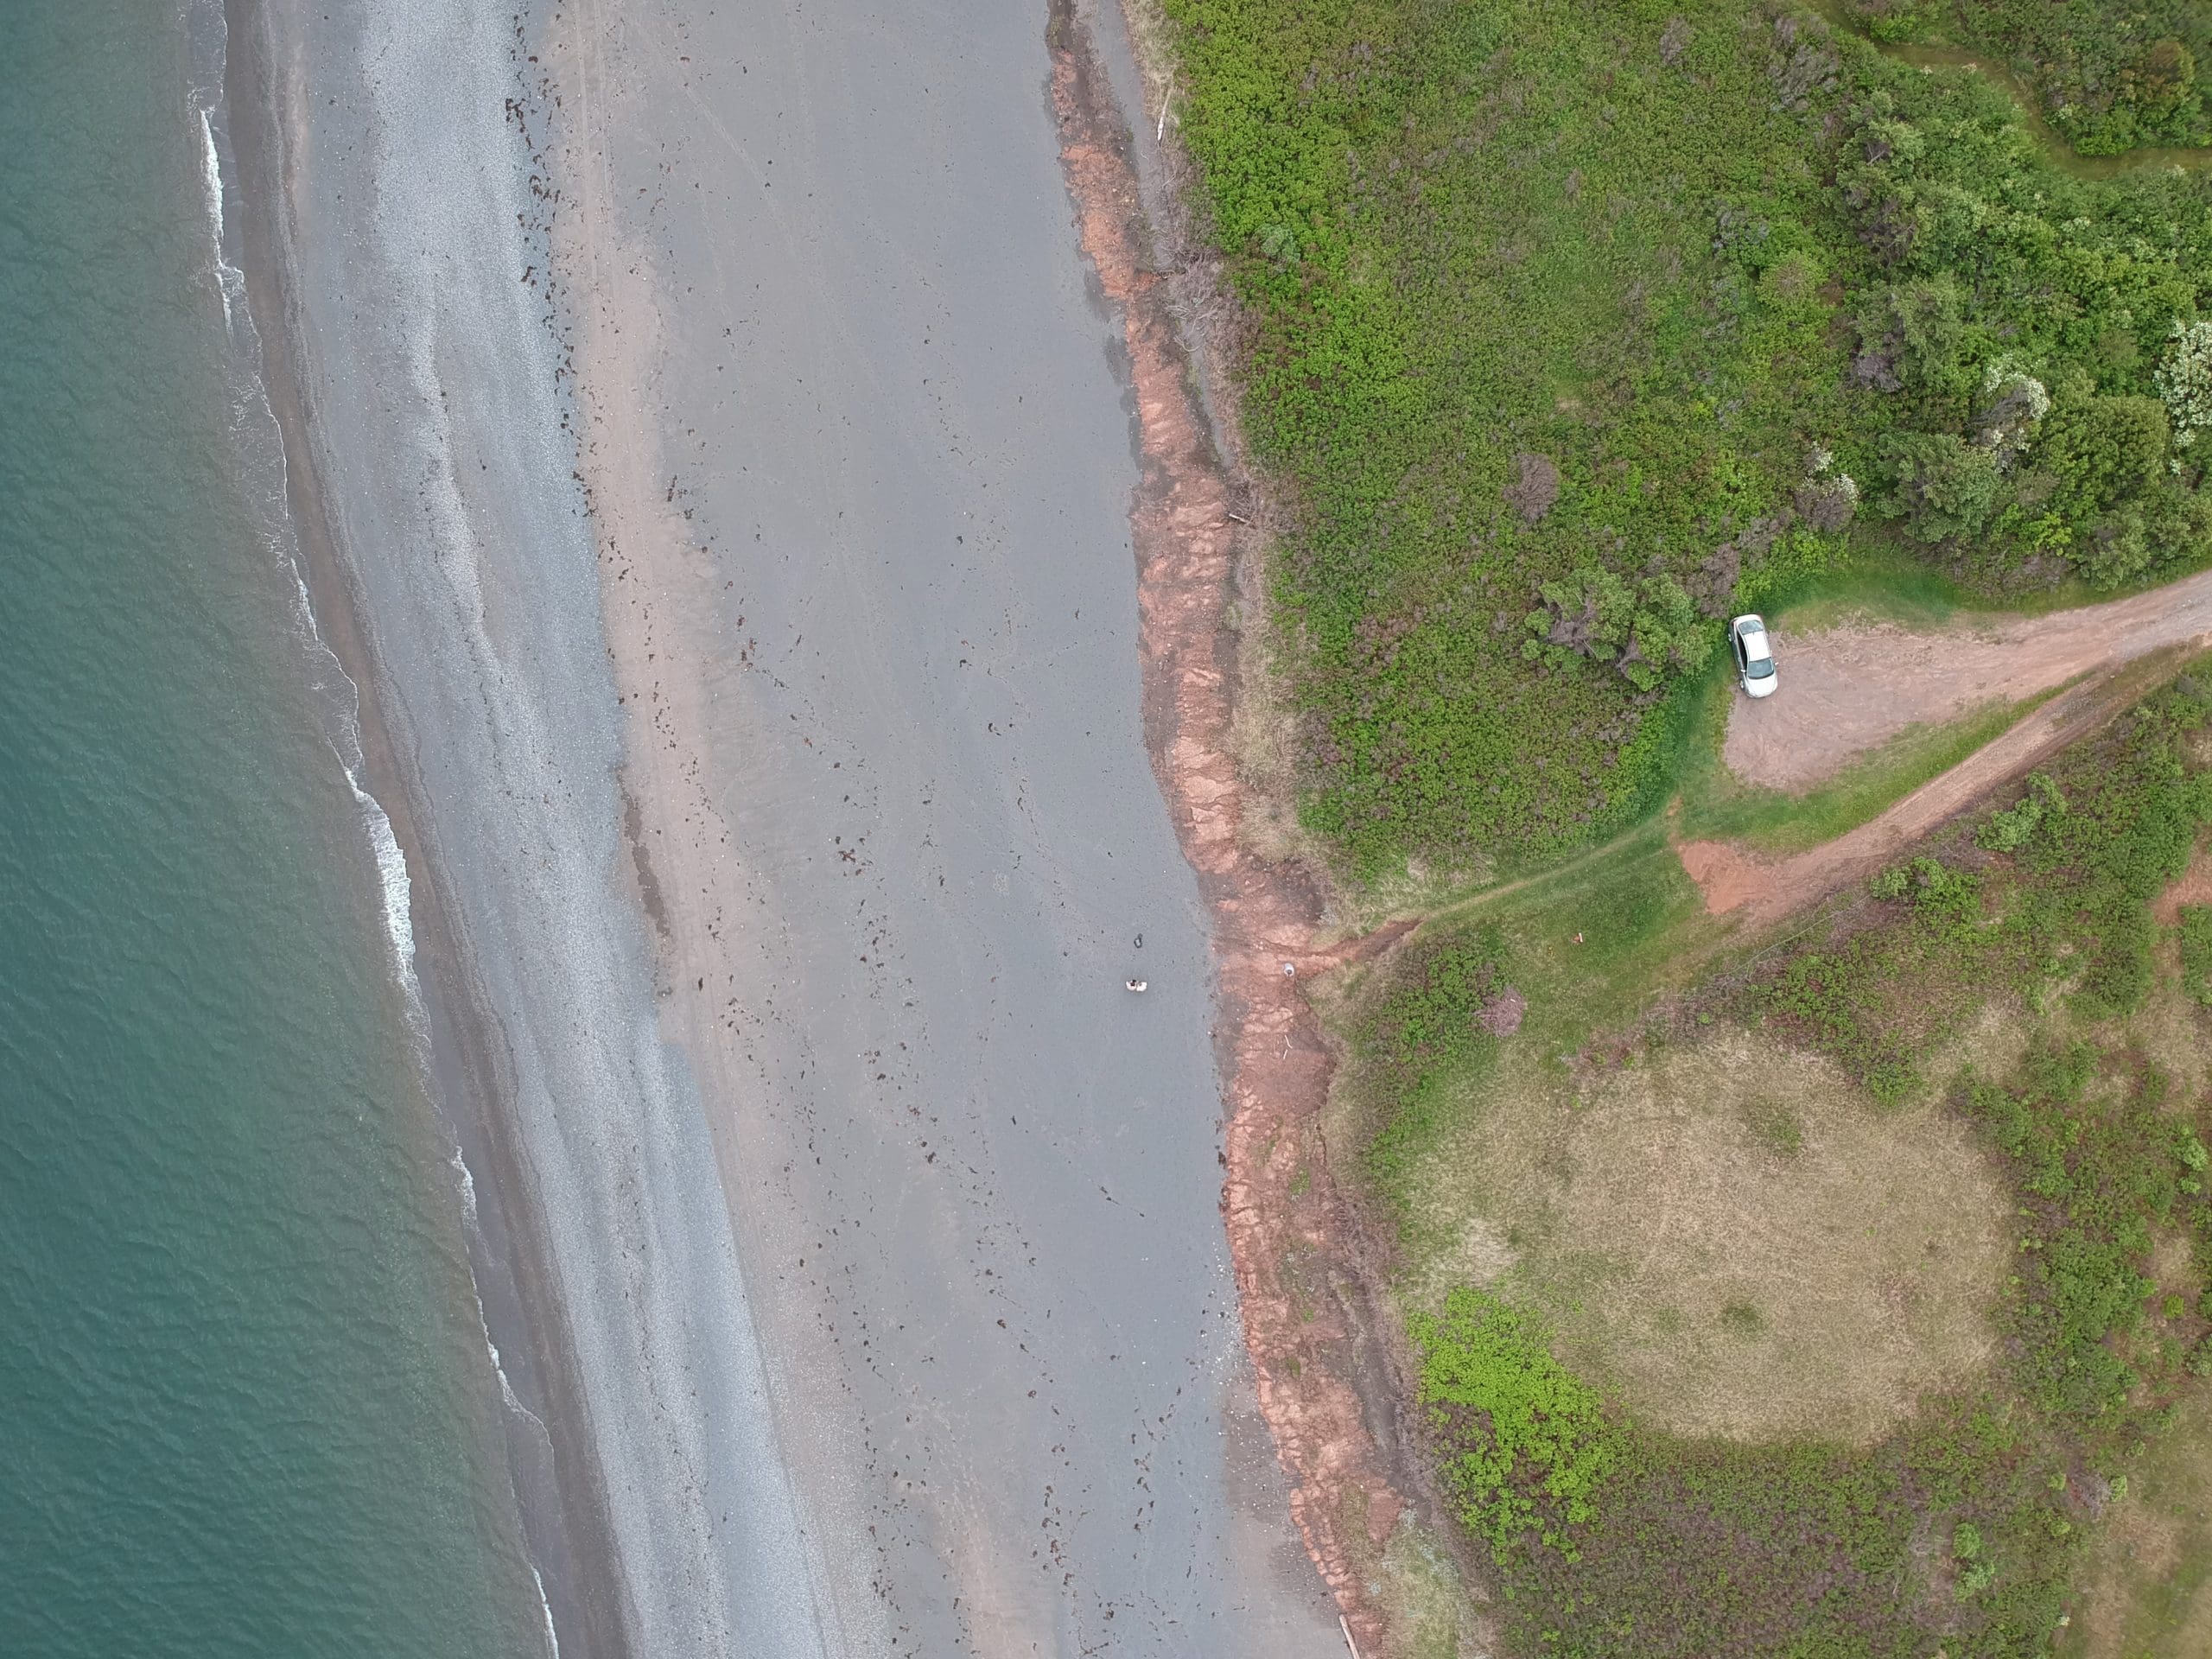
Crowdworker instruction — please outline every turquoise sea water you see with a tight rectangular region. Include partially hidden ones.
[0,4,547,1654]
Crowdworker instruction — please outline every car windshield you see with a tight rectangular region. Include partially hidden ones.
[1746,657,1774,678]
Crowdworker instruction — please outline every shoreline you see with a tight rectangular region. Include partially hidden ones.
[219,5,634,1653]
[226,0,1398,1649]
[1052,4,1430,1649]
[223,2,842,1654]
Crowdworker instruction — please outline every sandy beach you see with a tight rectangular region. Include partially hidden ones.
[232,0,1344,1650]
[543,0,1342,1651]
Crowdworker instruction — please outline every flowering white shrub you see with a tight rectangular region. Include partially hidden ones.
[1980,359,2050,419]
[2158,321,2212,450]
[1976,359,2050,459]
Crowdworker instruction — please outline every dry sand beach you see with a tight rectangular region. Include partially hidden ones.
[235,0,1347,1651]
[543,0,1343,1650]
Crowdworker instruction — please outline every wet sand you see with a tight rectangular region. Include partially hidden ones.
[547,0,1342,1652]
[233,0,833,1653]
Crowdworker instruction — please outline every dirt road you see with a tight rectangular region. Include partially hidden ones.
[1726,568,2212,792]
[1689,569,2212,925]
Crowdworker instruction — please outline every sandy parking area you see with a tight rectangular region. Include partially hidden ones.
[1726,568,2212,792]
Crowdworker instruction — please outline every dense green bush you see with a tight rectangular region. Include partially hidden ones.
[1975,770,2063,852]
[1409,1289,1613,1556]
[1162,0,2212,874]
[1522,566,1714,692]
[1833,73,2212,584]
[1840,0,2212,155]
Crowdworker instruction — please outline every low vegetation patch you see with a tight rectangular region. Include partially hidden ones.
[1765,677,2212,1103]
[1336,820,1718,1224]
[1395,1031,2011,1443]
[2178,903,2212,1007]
[2062,1388,2212,1655]
[1409,1289,1614,1554]
[1358,928,1513,1200]
[1340,675,2212,1654]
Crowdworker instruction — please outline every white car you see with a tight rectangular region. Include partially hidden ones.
[1731,613,1777,699]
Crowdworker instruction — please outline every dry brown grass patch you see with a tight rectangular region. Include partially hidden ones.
[2063,1389,2212,1658]
[1402,1030,2012,1444]
[1373,1515,1489,1659]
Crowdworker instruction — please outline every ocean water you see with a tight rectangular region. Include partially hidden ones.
[0,3,549,1655]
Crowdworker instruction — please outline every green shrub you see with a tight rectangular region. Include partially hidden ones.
[2162,321,2212,453]
[1522,569,1714,693]
[1977,772,2067,854]
[2179,903,2212,1006]
[1884,430,2006,543]
[2038,396,2171,520]
[1409,1288,1614,1558]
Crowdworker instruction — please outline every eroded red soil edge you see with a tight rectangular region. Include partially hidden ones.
[1049,12,1411,1651]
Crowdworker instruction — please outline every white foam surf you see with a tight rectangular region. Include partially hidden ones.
[192,104,242,328]
[186,0,425,1021]
[182,4,556,1654]
[346,766,418,976]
